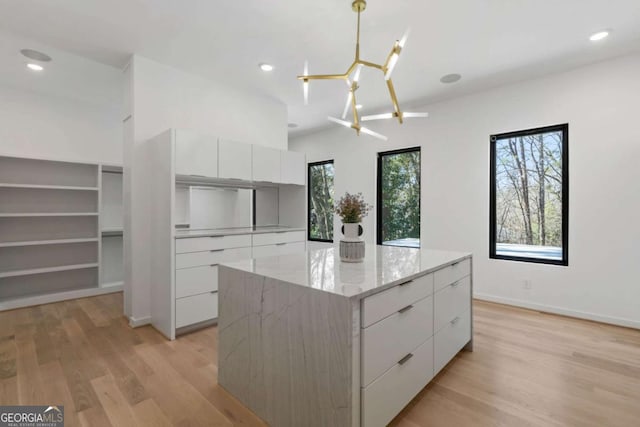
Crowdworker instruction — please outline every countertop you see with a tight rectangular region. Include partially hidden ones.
[221,244,471,300]
[174,226,306,239]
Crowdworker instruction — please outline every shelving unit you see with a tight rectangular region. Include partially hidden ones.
[100,164,124,288]
[0,155,124,310]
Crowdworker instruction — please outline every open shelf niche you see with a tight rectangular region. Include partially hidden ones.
[0,155,124,310]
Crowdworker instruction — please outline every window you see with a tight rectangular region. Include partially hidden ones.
[490,124,569,265]
[377,147,421,248]
[308,160,335,242]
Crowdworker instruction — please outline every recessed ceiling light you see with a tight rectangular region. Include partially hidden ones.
[589,30,610,41]
[259,63,274,72]
[27,63,44,71]
[355,104,363,110]
[440,73,462,84]
[20,49,52,62]
[288,123,299,128]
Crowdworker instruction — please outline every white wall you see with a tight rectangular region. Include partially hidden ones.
[125,55,288,324]
[0,84,122,164]
[291,53,640,328]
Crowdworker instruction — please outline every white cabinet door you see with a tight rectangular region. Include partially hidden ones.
[252,145,281,183]
[280,151,306,185]
[218,139,252,181]
[174,130,218,178]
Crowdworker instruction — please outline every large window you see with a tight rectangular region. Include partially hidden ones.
[377,147,421,248]
[490,124,569,265]
[308,160,335,242]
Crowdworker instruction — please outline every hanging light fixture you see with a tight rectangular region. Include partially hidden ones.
[297,0,428,140]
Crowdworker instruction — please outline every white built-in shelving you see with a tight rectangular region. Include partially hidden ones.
[0,155,124,310]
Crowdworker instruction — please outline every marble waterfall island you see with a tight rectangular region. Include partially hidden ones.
[218,245,473,427]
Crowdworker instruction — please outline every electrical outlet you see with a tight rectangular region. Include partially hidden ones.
[523,279,532,290]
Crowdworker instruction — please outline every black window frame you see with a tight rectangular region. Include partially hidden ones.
[489,123,569,266]
[376,146,421,248]
[307,159,335,243]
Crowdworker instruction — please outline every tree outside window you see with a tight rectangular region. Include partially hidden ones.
[377,147,421,248]
[490,124,569,265]
[308,160,335,242]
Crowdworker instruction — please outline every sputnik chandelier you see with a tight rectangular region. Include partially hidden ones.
[297,0,428,140]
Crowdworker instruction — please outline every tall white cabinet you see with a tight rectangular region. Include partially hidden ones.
[144,129,306,340]
[0,155,124,311]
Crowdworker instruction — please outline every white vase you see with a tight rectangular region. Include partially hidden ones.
[340,222,365,262]
[342,223,362,242]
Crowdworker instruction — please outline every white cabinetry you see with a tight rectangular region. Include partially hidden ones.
[280,151,306,185]
[218,139,252,180]
[252,145,281,183]
[175,130,218,178]
[174,235,252,332]
[360,258,472,427]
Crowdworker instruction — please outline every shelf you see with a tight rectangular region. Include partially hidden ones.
[0,213,99,217]
[0,183,99,191]
[101,280,124,288]
[0,238,99,248]
[102,228,123,237]
[0,263,99,279]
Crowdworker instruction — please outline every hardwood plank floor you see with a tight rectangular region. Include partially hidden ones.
[0,293,638,426]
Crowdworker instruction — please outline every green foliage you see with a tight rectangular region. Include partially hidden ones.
[380,150,421,242]
[309,163,334,240]
[335,192,373,223]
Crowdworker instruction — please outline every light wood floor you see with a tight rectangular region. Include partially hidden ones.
[0,294,639,426]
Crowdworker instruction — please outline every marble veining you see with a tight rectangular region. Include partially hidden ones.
[174,225,305,238]
[221,245,471,300]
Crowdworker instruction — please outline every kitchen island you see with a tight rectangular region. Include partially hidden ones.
[218,245,473,427]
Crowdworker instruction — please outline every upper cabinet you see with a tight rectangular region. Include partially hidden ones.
[252,145,281,183]
[174,130,218,178]
[280,151,306,185]
[218,139,252,181]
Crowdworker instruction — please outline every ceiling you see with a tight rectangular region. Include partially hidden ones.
[1,0,639,135]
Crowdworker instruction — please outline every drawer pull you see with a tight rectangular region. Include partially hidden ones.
[398,304,414,314]
[398,353,414,365]
[398,279,413,287]
[210,291,217,294]
[209,236,224,238]
[210,249,224,253]
[451,281,460,288]
[275,231,288,234]
[210,264,219,267]
[276,242,287,246]
[452,261,460,266]
[450,316,461,325]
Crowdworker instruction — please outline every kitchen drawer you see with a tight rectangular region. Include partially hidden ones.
[362,295,433,387]
[361,273,433,328]
[252,241,306,258]
[176,265,218,298]
[175,292,218,328]
[252,230,305,247]
[433,258,471,292]
[434,308,471,375]
[175,247,252,269]
[434,275,471,333]
[175,234,252,254]
[362,336,434,427]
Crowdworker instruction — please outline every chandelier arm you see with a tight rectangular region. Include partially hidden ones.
[356,60,384,70]
[383,42,400,72]
[351,87,360,128]
[385,79,403,124]
[297,74,349,80]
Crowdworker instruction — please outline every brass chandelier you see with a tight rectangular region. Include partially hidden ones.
[297,0,428,140]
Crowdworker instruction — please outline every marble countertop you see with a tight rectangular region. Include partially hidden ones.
[174,226,305,239]
[221,244,471,300]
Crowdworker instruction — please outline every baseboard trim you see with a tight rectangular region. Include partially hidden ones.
[474,293,640,330]
[129,315,152,328]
